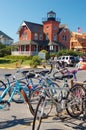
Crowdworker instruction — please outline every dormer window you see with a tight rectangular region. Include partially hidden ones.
[34,33,38,40]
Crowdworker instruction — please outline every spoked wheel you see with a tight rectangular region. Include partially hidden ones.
[0,80,7,98]
[29,86,43,116]
[66,84,85,118]
[8,81,27,103]
[29,86,53,116]
[32,96,51,130]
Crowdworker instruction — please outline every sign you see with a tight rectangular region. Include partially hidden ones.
[38,52,46,59]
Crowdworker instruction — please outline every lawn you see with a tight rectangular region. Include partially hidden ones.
[0,58,30,68]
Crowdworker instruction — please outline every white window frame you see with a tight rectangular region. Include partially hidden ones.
[34,33,38,40]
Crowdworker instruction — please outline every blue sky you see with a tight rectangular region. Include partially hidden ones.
[0,0,86,42]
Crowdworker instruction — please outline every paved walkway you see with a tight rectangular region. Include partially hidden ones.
[0,101,86,130]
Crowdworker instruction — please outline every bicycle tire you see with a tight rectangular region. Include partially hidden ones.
[66,84,85,118]
[32,96,48,130]
[8,81,28,103]
[29,85,53,116]
[29,86,42,115]
[0,80,7,98]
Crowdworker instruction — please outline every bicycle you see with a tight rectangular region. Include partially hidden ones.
[53,65,86,117]
[0,72,35,114]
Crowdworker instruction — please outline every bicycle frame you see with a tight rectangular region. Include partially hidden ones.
[0,78,25,109]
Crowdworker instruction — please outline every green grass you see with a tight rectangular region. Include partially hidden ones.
[0,58,30,68]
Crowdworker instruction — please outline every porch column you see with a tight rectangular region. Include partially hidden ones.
[29,44,32,55]
[36,45,38,53]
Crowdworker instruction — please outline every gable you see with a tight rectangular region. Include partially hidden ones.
[0,31,13,40]
[17,21,43,34]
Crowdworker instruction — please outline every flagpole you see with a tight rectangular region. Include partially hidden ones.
[77,27,82,51]
[77,35,78,51]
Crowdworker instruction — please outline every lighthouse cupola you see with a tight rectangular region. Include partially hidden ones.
[47,11,56,21]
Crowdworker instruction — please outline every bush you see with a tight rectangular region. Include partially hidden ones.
[57,49,84,57]
[5,55,33,61]
[0,46,11,57]
[29,56,41,68]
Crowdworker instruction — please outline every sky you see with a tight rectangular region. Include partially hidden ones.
[0,0,86,42]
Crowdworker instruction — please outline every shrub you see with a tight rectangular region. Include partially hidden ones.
[29,56,41,68]
[5,55,33,61]
[57,49,84,57]
[0,46,11,57]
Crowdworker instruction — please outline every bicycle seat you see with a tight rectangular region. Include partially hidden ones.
[5,74,12,77]
[21,70,29,76]
[39,70,49,76]
[27,73,35,78]
[54,74,73,80]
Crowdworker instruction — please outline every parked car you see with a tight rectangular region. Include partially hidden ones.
[57,55,78,67]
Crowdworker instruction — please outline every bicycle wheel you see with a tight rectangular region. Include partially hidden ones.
[0,80,7,98]
[9,81,27,103]
[29,85,53,116]
[66,84,85,117]
[32,96,49,130]
[29,86,43,115]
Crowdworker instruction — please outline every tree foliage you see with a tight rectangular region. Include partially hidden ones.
[29,56,41,68]
[0,43,11,57]
[57,49,84,57]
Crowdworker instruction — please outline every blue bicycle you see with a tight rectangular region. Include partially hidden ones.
[0,73,35,115]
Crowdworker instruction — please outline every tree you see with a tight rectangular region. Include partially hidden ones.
[0,42,11,57]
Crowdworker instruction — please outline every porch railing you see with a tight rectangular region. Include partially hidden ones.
[11,51,38,56]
